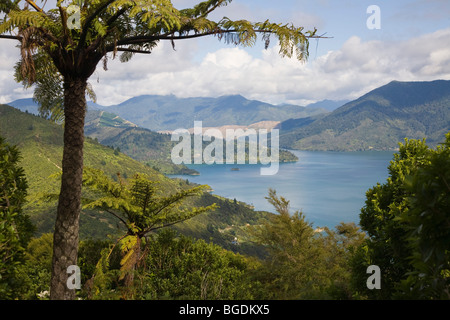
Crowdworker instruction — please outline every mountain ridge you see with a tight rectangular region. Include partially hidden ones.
[7,95,329,132]
[279,80,450,151]
[8,79,448,152]
[96,94,328,131]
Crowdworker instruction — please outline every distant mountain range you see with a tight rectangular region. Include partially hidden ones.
[7,79,449,152]
[7,95,332,132]
[278,80,450,151]
[95,94,328,131]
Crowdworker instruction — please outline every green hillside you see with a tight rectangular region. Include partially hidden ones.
[85,110,199,175]
[86,125,199,175]
[279,80,450,151]
[0,104,176,238]
[0,104,271,256]
[85,109,138,130]
[9,98,298,174]
[88,124,298,174]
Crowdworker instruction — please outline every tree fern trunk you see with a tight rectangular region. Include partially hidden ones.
[50,77,87,300]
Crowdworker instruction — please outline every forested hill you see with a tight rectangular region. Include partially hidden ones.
[7,99,299,173]
[0,103,176,236]
[0,104,272,256]
[279,80,450,151]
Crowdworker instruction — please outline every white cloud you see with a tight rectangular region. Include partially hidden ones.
[1,26,450,107]
[0,43,33,104]
[103,27,449,105]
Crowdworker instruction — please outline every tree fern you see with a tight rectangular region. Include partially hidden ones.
[1,0,325,300]
[81,167,217,296]
[82,167,217,237]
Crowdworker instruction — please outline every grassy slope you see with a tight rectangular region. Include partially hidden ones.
[0,104,271,256]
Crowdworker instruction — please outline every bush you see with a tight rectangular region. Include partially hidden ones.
[0,136,34,299]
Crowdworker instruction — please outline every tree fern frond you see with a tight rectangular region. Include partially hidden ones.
[119,50,134,62]
[118,235,140,281]
[180,0,232,19]
[83,167,127,199]
[1,8,57,31]
[82,167,215,237]
[86,81,97,103]
[0,0,20,14]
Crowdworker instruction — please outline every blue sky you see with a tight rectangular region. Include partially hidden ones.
[1,0,449,106]
[183,0,450,54]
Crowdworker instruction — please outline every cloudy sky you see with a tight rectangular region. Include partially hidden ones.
[1,0,450,106]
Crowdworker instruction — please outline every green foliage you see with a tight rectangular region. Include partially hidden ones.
[176,191,270,258]
[0,136,34,299]
[81,167,217,297]
[0,8,56,34]
[6,102,448,300]
[2,1,318,299]
[395,133,450,299]
[355,134,450,299]
[19,233,53,299]
[0,1,20,14]
[357,137,431,299]
[139,229,254,300]
[249,190,321,299]
[249,189,366,300]
[0,104,272,255]
[0,104,178,238]
[2,0,317,123]
[80,229,255,300]
[82,167,216,237]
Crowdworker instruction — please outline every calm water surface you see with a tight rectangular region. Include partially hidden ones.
[170,150,395,228]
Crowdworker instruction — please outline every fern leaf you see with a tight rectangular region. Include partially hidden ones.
[118,235,140,280]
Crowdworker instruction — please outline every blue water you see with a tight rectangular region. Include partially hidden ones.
[170,150,394,228]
